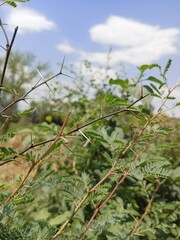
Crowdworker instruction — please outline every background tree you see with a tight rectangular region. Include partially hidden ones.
[0,51,50,130]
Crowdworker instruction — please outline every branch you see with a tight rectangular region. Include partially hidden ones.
[0,94,148,166]
[0,1,9,7]
[130,180,165,237]
[68,93,149,134]
[79,171,129,240]
[0,59,70,115]
[0,25,18,95]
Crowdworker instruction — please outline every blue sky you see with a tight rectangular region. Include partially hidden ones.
[0,0,180,115]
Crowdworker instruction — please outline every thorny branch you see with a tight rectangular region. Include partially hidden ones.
[130,180,165,237]
[0,56,69,115]
[0,93,148,166]
[0,19,18,95]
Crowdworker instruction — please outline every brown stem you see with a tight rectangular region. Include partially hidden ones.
[79,171,129,240]
[130,180,165,237]
[0,26,18,95]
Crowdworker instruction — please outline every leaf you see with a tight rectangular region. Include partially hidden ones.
[156,127,174,135]
[81,172,91,187]
[102,152,114,164]
[129,168,144,180]
[4,1,17,7]
[13,107,34,117]
[175,102,180,106]
[147,76,163,85]
[0,133,15,143]
[100,127,125,149]
[109,78,129,89]
[0,147,17,161]
[167,96,176,100]
[4,0,30,7]
[151,93,162,98]
[111,98,129,107]
[163,59,172,76]
[143,85,154,94]
[141,162,172,178]
[159,82,166,89]
[32,208,51,221]
[138,63,161,73]
[85,130,107,143]
[150,83,161,95]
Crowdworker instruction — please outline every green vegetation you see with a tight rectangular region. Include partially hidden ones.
[0,1,180,239]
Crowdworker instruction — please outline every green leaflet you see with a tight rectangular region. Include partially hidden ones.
[2,0,29,7]
[0,147,17,161]
[49,211,71,226]
[147,76,163,85]
[142,162,172,178]
[13,107,34,118]
[138,63,161,73]
[0,132,15,143]
[109,78,129,89]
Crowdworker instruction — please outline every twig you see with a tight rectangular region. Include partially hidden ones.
[68,93,149,134]
[130,180,165,237]
[0,68,70,116]
[79,171,129,240]
[0,0,8,7]
[0,18,9,47]
[0,25,18,95]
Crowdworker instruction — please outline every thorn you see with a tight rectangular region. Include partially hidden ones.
[0,45,7,51]
[60,56,65,74]
[36,68,45,80]
[34,79,41,87]
[60,136,69,144]
[23,98,29,105]
[45,82,53,93]
[36,68,53,92]
[78,129,91,143]
[63,144,73,153]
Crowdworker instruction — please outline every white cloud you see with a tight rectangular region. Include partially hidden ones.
[6,7,55,34]
[88,16,180,65]
[56,41,75,54]
[57,15,180,66]
[90,16,179,47]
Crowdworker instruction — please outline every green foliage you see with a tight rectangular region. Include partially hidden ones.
[1,0,29,7]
